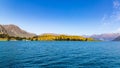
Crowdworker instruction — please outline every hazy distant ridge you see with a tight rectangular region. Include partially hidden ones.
[90,33,120,41]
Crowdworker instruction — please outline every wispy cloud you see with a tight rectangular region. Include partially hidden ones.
[101,0,120,33]
[113,0,120,9]
[112,0,120,22]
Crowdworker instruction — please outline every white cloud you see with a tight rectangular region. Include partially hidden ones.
[100,0,120,33]
[112,0,120,21]
[113,0,120,9]
[101,0,120,25]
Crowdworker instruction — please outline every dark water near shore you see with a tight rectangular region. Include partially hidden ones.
[0,41,120,68]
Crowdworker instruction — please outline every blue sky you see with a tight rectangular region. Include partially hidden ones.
[0,0,120,35]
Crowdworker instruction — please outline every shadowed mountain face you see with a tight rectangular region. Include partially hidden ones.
[90,33,120,41]
[0,24,36,38]
[113,36,120,41]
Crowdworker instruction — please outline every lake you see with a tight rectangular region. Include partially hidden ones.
[0,41,120,68]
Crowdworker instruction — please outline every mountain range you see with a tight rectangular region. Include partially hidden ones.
[0,24,120,41]
[0,24,36,38]
[89,33,120,41]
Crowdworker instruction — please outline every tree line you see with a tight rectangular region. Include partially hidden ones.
[0,34,94,41]
[31,34,94,41]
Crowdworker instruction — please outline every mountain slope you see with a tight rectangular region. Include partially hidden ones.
[0,25,8,34]
[90,33,120,41]
[0,24,36,37]
[113,36,120,41]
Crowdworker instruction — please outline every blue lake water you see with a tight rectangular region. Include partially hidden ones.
[0,41,120,68]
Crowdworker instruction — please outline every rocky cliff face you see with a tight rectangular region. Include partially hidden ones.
[0,24,36,37]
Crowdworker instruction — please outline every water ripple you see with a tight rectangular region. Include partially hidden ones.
[0,41,120,68]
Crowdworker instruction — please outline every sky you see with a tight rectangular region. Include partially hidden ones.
[0,0,120,35]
